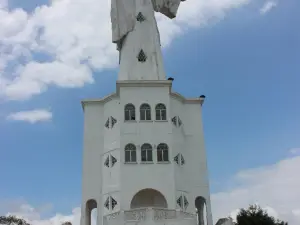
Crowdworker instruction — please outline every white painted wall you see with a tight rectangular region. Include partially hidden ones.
[118,85,175,211]
[81,103,104,225]
[81,81,212,225]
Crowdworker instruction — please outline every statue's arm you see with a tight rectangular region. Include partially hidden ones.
[153,0,182,19]
[111,0,136,47]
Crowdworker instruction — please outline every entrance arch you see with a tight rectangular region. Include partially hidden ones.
[85,199,97,225]
[195,196,207,225]
[130,188,168,209]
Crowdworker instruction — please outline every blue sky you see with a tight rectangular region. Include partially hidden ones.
[0,0,300,224]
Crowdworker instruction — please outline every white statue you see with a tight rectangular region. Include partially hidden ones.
[111,0,184,80]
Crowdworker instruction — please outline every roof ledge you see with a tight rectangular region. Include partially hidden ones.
[116,80,172,95]
[81,80,205,110]
[81,93,117,110]
[170,92,205,105]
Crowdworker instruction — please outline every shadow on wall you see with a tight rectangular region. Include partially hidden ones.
[130,188,168,209]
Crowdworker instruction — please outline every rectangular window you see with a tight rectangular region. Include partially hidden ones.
[141,110,151,121]
[163,150,169,161]
[146,110,151,120]
[157,150,169,162]
[140,111,145,120]
[125,150,136,163]
[141,150,147,162]
[157,150,163,162]
[125,151,131,162]
[156,110,161,120]
[141,150,152,162]
[125,110,135,121]
[131,150,136,162]
[125,111,130,121]
[161,110,166,120]
[131,112,135,120]
[147,150,153,161]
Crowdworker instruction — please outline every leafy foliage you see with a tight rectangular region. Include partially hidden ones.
[236,205,288,225]
[0,216,71,225]
[61,222,72,225]
[0,216,30,225]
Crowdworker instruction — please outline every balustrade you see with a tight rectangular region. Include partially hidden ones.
[104,207,196,224]
[124,208,147,221]
[153,208,176,220]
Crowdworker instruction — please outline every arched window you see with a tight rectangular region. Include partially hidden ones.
[155,104,166,120]
[140,103,151,121]
[141,143,153,162]
[125,144,137,163]
[125,104,136,121]
[84,199,97,225]
[157,143,169,162]
[195,196,207,225]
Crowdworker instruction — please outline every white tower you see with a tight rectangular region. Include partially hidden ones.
[80,0,213,224]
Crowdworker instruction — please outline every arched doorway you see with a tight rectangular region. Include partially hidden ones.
[195,196,207,225]
[130,188,168,209]
[85,199,97,225]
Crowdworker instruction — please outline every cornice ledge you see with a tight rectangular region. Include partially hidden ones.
[81,92,117,110]
[116,80,172,96]
[81,81,205,111]
[116,80,172,87]
[170,92,205,105]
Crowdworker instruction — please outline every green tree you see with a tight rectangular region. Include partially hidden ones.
[0,215,30,225]
[0,216,71,225]
[236,205,288,225]
[61,222,72,225]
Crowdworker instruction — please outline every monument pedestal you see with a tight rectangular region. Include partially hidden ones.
[104,208,197,225]
[80,0,214,223]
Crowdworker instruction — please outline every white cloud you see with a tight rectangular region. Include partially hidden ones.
[6,109,52,123]
[0,0,7,9]
[2,154,300,225]
[290,148,300,155]
[5,205,88,225]
[0,0,250,101]
[259,1,277,14]
[4,61,93,100]
[211,155,300,225]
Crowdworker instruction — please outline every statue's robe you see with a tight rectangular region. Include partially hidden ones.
[111,0,181,50]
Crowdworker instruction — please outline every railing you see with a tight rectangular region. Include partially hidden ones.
[124,208,147,221]
[104,207,196,223]
[105,212,120,221]
[153,208,177,220]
